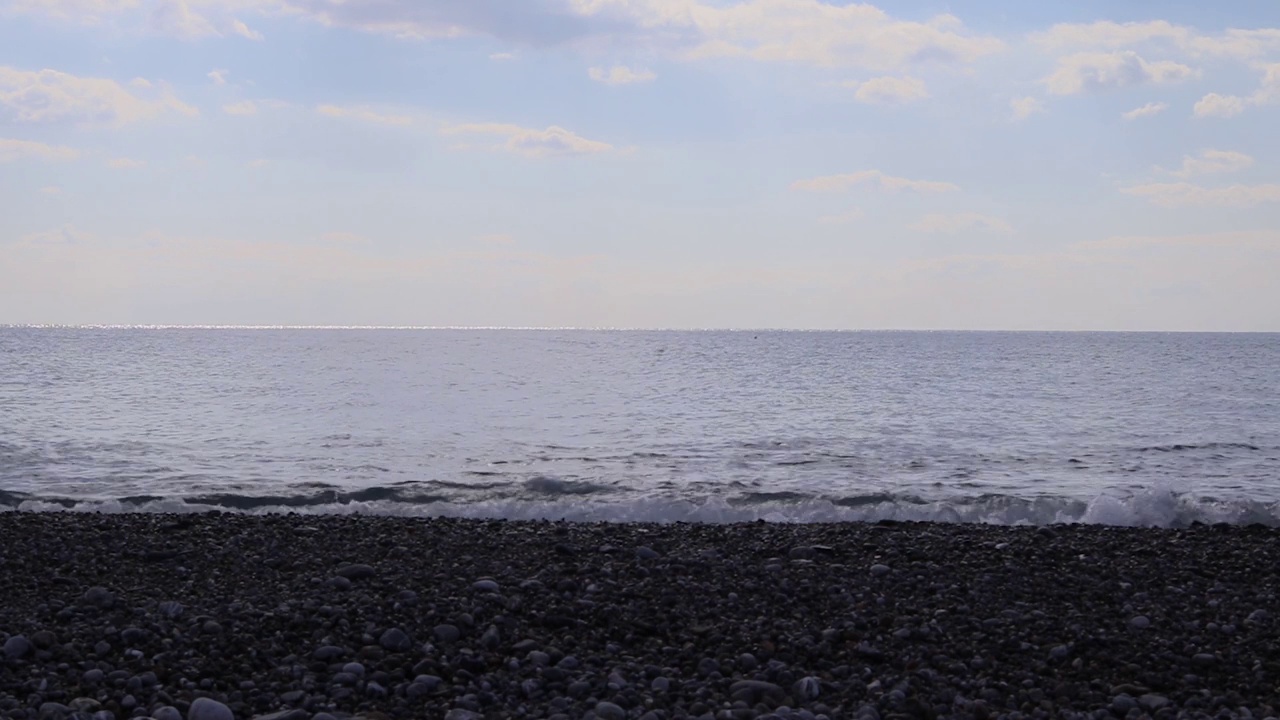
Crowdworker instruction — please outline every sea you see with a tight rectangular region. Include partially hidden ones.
[2,327,1278,527]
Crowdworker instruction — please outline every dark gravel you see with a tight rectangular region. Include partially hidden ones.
[1,513,1278,720]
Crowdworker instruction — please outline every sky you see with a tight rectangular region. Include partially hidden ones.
[1,0,1278,330]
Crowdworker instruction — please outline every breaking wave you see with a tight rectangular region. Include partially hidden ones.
[3,486,1278,528]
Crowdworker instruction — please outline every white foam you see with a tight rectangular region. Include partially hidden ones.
[7,490,1279,527]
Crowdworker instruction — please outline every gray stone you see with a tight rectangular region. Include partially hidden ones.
[870,564,892,577]
[794,677,821,701]
[788,546,816,560]
[651,677,671,693]
[68,699,101,713]
[83,587,115,607]
[595,702,627,720]
[1192,653,1218,667]
[1110,695,1138,714]
[334,563,375,580]
[3,635,32,659]
[82,669,105,684]
[188,698,234,720]
[479,625,501,651]
[1129,616,1151,630]
[379,628,411,652]
[731,680,786,704]
[444,710,483,720]
[434,624,461,643]
[250,711,309,720]
[473,579,500,593]
[38,702,70,719]
[313,645,346,661]
[158,601,184,618]
[1139,694,1171,711]
[635,546,660,560]
[341,662,365,676]
[152,707,182,720]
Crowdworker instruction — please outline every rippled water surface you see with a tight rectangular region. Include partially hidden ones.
[2,328,1278,525]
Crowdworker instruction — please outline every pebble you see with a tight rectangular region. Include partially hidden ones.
[636,546,660,560]
[334,563,375,580]
[870,564,892,577]
[2,635,32,659]
[187,698,234,720]
[378,627,411,652]
[595,701,627,720]
[0,512,1278,720]
[1129,615,1151,629]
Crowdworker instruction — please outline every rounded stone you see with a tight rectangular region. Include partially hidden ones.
[1129,616,1151,630]
[152,707,182,720]
[334,563,375,580]
[595,701,627,720]
[83,587,115,607]
[473,579,500,593]
[434,624,461,643]
[870,564,892,577]
[2,635,32,660]
[188,698,233,720]
[379,628,411,652]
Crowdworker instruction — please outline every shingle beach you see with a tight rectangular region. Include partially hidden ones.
[1,513,1277,720]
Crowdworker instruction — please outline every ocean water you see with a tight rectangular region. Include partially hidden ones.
[1,327,1278,526]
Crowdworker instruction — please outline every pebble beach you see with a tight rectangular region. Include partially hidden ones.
[1,513,1278,720]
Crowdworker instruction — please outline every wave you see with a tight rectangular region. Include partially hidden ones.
[3,487,1279,527]
[1137,442,1263,452]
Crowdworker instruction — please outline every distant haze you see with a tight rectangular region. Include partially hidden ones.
[1,1,1278,330]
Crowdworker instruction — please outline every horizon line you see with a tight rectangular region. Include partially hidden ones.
[2,324,1277,334]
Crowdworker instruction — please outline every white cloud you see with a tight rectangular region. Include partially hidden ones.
[207,69,228,85]
[246,158,269,168]
[849,76,928,105]
[231,18,263,40]
[569,0,1004,71]
[909,212,1013,233]
[9,1,1006,73]
[1121,101,1167,120]
[440,122,614,158]
[1120,182,1280,208]
[39,185,62,195]
[222,100,258,115]
[0,137,79,162]
[817,209,864,224]
[1193,92,1246,118]
[106,157,146,168]
[1042,51,1196,95]
[315,104,413,126]
[1193,63,1280,119]
[4,0,142,25]
[0,66,197,124]
[1166,149,1253,179]
[792,169,959,193]
[1009,96,1045,121]
[1030,21,1280,61]
[588,65,656,85]
[489,52,516,61]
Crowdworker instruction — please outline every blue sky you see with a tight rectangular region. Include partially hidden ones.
[1,0,1277,330]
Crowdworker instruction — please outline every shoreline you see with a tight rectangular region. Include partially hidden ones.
[1,513,1277,719]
